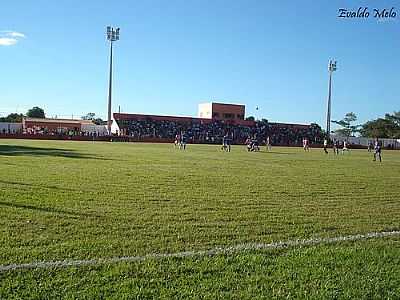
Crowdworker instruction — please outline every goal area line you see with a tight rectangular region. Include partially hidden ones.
[1,231,399,272]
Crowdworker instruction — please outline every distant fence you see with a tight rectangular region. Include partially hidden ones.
[333,136,400,150]
[0,123,22,134]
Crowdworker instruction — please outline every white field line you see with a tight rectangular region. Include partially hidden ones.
[1,231,399,272]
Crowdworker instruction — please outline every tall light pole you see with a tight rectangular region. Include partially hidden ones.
[326,59,337,139]
[106,26,120,135]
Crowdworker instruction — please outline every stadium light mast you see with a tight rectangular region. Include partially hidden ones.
[326,59,337,139]
[106,26,120,135]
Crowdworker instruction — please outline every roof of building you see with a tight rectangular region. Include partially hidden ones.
[268,122,312,129]
[114,113,213,123]
[113,113,255,126]
[23,117,94,125]
[198,102,245,107]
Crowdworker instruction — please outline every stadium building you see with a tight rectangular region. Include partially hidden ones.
[111,102,325,146]
[112,102,253,136]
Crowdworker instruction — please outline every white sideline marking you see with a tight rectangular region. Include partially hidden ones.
[1,231,399,272]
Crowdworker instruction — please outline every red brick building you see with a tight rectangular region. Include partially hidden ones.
[198,102,245,121]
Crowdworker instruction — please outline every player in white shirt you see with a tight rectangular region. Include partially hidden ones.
[342,140,350,154]
[174,134,180,148]
[323,138,328,154]
[265,136,272,151]
[303,138,310,152]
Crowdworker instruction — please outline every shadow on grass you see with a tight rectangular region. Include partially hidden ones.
[0,200,100,218]
[0,145,111,160]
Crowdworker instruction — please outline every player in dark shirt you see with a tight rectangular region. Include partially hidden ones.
[221,135,228,151]
[333,140,339,155]
[180,132,187,150]
[367,141,373,152]
[373,139,382,162]
[224,134,231,152]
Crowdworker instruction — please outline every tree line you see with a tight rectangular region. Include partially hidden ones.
[0,107,45,122]
[332,111,400,138]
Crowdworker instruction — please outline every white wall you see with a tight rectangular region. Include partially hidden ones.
[332,135,400,148]
[81,124,108,136]
[111,119,120,135]
[198,103,212,119]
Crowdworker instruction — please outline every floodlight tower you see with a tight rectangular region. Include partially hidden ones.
[326,60,337,139]
[106,26,120,135]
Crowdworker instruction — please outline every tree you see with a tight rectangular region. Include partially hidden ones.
[331,112,360,137]
[384,111,400,127]
[82,112,96,121]
[394,111,400,125]
[26,107,45,118]
[0,113,24,123]
[360,111,400,138]
[93,118,105,125]
[245,116,255,121]
[310,123,323,132]
[81,112,105,125]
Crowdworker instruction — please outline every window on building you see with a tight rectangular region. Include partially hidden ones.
[213,113,220,118]
[223,113,234,119]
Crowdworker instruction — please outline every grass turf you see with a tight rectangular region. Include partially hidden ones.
[0,139,399,298]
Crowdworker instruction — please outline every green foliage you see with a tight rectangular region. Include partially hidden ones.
[26,107,45,118]
[310,122,323,132]
[82,112,96,120]
[360,111,400,138]
[245,116,255,121]
[332,112,360,137]
[81,112,105,125]
[0,113,24,123]
[93,118,106,125]
[0,140,399,298]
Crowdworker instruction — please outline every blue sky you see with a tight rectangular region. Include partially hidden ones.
[0,0,398,127]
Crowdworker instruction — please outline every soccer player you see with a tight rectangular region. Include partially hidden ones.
[221,134,229,152]
[226,134,232,152]
[252,136,260,151]
[245,137,252,152]
[265,136,272,151]
[373,139,382,162]
[303,138,310,152]
[174,133,180,148]
[180,132,187,150]
[367,141,373,152]
[333,140,339,155]
[342,140,349,154]
[323,138,328,154]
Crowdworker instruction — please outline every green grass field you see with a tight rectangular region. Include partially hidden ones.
[0,139,399,299]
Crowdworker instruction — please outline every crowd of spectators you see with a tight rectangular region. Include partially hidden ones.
[116,118,324,146]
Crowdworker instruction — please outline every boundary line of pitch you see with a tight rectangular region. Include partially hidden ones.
[1,231,399,272]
